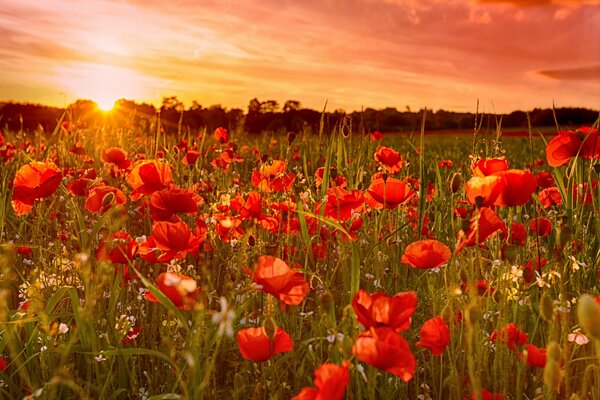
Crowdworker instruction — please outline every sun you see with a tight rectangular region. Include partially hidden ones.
[56,63,149,109]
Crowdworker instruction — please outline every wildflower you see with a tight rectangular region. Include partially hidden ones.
[352,289,418,332]
[523,344,547,368]
[416,316,451,356]
[471,157,509,177]
[126,159,173,200]
[464,175,503,206]
[370,131,384,141]
[214,127,229,144]
[211,297,235,337]
[12,161,63,216]
[292,361,350,400]
[490,323,528,353]
[365,177,415,209]
[353,327,416,382]
[456,207,506,253]
[491,169,537,207]
[144,272,201,310]
[401,240,451,269]
[251,160,295,192]
[247,256,308,306]
[101,147,131,169]
[545,127,599,167]
[84,184,127,214]
[139,220,204,262]
[374,146,403,174]
[149,185,203,221]
[320,187,365,222]
[529,217,552,237]
[236,326,293,362]
[567,328,589,345]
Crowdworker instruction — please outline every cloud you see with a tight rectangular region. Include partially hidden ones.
[538,65,600,80]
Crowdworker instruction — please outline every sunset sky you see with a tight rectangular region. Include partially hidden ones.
[0,0,598,113]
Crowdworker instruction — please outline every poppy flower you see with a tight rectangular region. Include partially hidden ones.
[85,184,127,214]
[251,160,295,192]
[121,326,142,345]
[523,343,547,368]
[365,177,415,209]
[416,316,451,356]
[573,180,598,205]
[236,326,293,362]
[239,191,263,220]
[101,147,131,169]
[321,187,364,222]
[352,289,418,332]
[126,160,173,200]
[546,127,599,167]
[471,157,509,177]
[182,150,200,166]
[491,169,537,207]
[214,215,245,242]
[529,217,552,237]
[457,207,507,253]
[536,171,555,189]
[248,256,308,306]
[67,177,92,197]
[370,131,383,141]
[149,185,203,221]
[538,187,562,208]
[144,272,201,310]
[506,222,527,246]
[438,159,453,169]
[0,356,7,372]
[139,220,204,262]
[464,176,503,206]
[12,161,63,216]
[490,323,528,353]
[402,240,451,269]
[374,146,403,174]
[314,167,347,188]
[97,231,138,265]
[214,127,229,144]
[353,327,416,382]
[292,361,350,400]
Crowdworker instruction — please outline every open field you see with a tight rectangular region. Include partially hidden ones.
[0,119,599,400]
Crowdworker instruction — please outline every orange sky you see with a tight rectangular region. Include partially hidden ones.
[0,0,598,113]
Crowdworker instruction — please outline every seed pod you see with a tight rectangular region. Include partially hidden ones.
[449,172,462,194]
[539,292,554,322]
[577,294,600,340]
[440,302,453,322]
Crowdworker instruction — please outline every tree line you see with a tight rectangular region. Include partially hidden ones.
[1,97,597,135]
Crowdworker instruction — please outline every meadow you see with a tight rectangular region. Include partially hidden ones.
[0,112,598,400]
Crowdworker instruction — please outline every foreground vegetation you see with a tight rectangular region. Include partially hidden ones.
[0,112,599,399]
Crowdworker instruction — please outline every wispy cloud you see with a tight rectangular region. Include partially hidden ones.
[0,0,598,112]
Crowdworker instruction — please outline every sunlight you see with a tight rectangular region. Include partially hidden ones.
[55,63,151,107]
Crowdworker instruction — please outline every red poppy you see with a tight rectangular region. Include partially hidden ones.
[248,256,308,305]
[121,326,142,345]
[66,177,92,197]
[491,169,537,207]
[374,146,403,174]
[314,167,348,188]
[464,176,503,206]
[85,184,127,214]
[236,326,293,362]
[529,217,552,237]
[321,187,364,222]
[149,185,203,221]
[292,361,350,400]
[214,215,245,242]
[0,356,7,372]
[402,240,451,269]
[523,343,547,368]
[182,150,200,166]
[353,327,416,382]
[370,131,383,141]
[12,161,63,216]
[101,147,131,169]
[457,207,507,253]
[573,180,598,205]
[251,160,295,192]
[416,316,451,356]
[127,160,173,200]
[471,157,509,177]
[145,272,201,310]
[438,159,453,169]
[546,127,599,167]
[139,220,204,262]
[490,323,528,352]
[365,177,415,209]
[506,222,527,246]
[538,187,562,208]
[97,231,138,265]
[214,127,229,144]
[352,289,418,332]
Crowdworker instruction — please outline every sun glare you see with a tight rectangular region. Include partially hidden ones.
[56,63,150,108]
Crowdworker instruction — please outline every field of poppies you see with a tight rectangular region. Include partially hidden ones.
[0,115,599,400]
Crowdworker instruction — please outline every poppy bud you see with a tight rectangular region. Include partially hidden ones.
[287,132,296,145]
[261,154,269,163]
[263,318,277,341]
[381,173,388,183]
[555,224,572,250]
[577,295,600,340]
[501,244,518,263]
[539,292,554,322]
[440,302,453,322]
[101,191,116,208]
[459,268,469,284]
[449,172,462,194]
[247,235,256,247]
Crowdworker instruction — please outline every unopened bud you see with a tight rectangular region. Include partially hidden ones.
[547,341,561,361]
[465,299,481,325]
[263,318,276,340]
[543,359,562,392]
[449,172,462,194]
[555,224,572,250]
[540,292,554,322]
